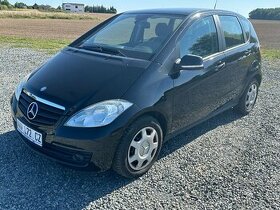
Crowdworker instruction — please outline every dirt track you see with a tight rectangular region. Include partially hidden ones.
[251,20,280,49]
[0,17,111,40]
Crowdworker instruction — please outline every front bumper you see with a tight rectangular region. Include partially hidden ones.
[10,94,139,170]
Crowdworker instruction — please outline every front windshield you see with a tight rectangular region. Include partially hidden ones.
[76,13,184,60]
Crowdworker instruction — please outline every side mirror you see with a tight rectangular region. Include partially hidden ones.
[174,54,204,71]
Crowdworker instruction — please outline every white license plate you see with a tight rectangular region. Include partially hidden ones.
[17,119,43,147]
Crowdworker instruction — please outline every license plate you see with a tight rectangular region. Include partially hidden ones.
[17,119,43,147]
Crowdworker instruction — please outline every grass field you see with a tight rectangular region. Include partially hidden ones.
[0,17,279,58]
[0,18,99,39]
[0,35,70,54]
[0,17,110,54]
[0,10,113,20]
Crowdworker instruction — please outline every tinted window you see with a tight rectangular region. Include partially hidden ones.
[143,18,170,41]
[93,17,135,46]
[219,16,244,49]
[240,18,251,41]
[180,16,219,58]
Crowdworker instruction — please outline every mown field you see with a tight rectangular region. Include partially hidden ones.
[251,20,280,49]
[0,9,113,20]
[0,18,97,39]
[0,16,111,53]
[250,19,280,59]
[0,17,279,58]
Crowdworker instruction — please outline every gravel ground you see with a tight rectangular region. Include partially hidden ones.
[0,47,279,210]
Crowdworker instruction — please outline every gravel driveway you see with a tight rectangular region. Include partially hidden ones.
[0,47,279,210]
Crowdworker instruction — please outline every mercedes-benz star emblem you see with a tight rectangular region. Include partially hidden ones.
[27,102,39,120]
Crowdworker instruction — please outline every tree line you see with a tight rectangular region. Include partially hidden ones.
[85,5,117,14]
[249,8,280,20]
[0,0,117,13]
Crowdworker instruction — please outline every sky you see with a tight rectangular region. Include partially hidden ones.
[8,0,280,17]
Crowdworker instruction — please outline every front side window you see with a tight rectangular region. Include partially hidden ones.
[76,14,184,60]
[219,16,244,49]
[180,16,219,58]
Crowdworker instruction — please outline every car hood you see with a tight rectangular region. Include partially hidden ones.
[26,48,150,112]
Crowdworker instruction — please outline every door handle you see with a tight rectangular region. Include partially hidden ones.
[215,62,225,71]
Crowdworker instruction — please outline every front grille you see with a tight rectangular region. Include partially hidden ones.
[18,91,65,126]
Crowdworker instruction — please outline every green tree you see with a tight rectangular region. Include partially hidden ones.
[33,3,39,9]
[249,8,280,20]
[14,2,27,8]
[0,0,10,6]
[84,4,117,14]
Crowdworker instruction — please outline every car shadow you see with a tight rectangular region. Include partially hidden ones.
[0,109,242,209]
[159,109,243,159]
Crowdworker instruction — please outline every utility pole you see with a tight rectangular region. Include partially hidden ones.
[214,0,218,9]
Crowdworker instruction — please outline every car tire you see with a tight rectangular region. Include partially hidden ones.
[236,79,259,115]
[113,116,163,178]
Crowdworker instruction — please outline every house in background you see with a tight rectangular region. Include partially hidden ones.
[62,3,85,13]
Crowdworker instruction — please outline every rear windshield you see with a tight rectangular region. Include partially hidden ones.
[74,13,184,60]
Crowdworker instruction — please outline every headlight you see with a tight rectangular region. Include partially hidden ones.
[15,73,31,101]
[65,100,133,127]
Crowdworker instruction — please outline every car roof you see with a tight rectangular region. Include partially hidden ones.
[124,8,239,17]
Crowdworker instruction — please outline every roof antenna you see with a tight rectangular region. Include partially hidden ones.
[214,0,218,9]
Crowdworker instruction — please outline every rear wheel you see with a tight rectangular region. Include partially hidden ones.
[236,79,259,115]
[113,116,163,178]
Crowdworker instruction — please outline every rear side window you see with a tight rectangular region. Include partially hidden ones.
[240,18,251,41]
[180,16,219,58]
[219,16,244,49]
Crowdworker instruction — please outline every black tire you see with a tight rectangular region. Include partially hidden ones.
[236,79,259,115]
[113,116,163,178]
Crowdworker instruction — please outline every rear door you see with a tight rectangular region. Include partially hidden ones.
[217,15,250,100]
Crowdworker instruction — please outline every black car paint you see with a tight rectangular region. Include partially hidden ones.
[11,9,262,170]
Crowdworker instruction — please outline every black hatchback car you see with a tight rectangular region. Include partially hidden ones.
[11,8,261,178]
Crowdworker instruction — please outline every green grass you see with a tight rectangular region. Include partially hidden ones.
[0,35,71,54]
[0,10,110,20]
[261,49,280,60]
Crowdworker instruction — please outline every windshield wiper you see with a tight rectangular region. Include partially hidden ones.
[79,45,127,57]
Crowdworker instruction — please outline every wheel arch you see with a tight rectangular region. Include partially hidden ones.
[254,73,262,85]
[127,110,169,138]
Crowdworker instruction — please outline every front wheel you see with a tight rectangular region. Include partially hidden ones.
[236,79,259,115]
[113,116,163,178]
